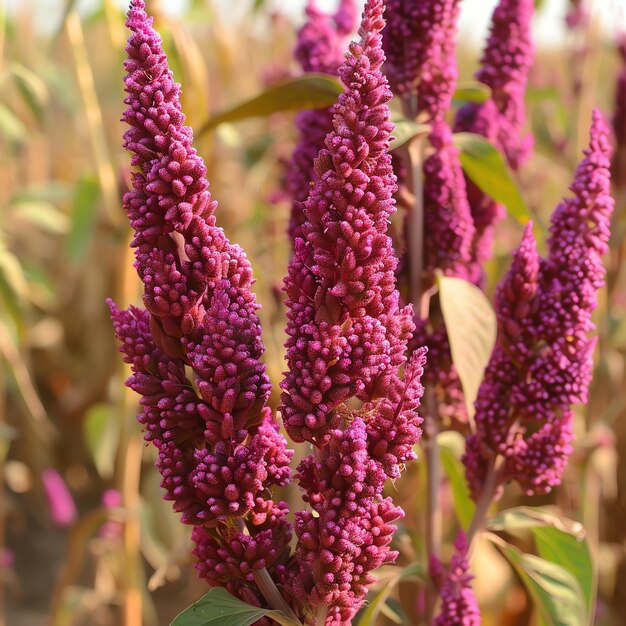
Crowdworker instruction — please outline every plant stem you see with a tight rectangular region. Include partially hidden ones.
[423,389,441,622]
[424,390,441,561]
[466,455,504,549]
[235,518,302,625]
[315,605,329,626]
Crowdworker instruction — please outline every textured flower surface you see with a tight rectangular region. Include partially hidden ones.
[287,0,357,242]
[464,110,614,498]
[282,1,426,623]
[382,0,461,120]
[432,533,481,626]
[109,0,292,604]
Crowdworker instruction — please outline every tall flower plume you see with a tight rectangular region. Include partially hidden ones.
[282,1,427,622]
[464,110,614,498]
[382,0,461,121]
[286,0,357,242]
[454,0,534,278]
[108,0,292,603]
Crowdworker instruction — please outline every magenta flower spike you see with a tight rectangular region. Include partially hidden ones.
[423,122,476,280]
[282,0,417,446]
[464,110,614,498]
[282,1,427,622]
[382,0,461,120]
[108,0,292,601]
[613,34,626,190]
[432,533,481,626]
[287,0,356,242]
[453,0,534,283]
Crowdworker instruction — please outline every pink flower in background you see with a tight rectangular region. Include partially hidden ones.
[454,0,534,283]
[432,533,481,626]
[382,0,461,120]
[42,468,77,528]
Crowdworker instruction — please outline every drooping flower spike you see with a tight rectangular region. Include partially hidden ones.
[464,110,614,498]
[109,0,292,604]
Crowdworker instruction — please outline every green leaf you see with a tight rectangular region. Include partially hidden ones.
[486,507,594,624]
[11,62,49,125]
[356,563,425,626]
[0,246,28,327]
[453,81,491,104]
[11,200,70,234]
[390,118,430,150]
[486,506,585,539]
[496,539,587,626]
[198,73,343,134]
[66,176,100,264]
[83,404,119,480]
[533,528,594,625]
[170,588,301,626]
[438,431,475,529]
[436,275,497,419]
[0,103,26,146]
[453,132,529,223]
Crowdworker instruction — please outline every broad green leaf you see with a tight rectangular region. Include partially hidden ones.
[495,539,587,626]
[436,275,497,419]
[198,73,343,134]
[11,200,70,234]
[170,587,301,626]
[533,527,594,624]
[356,563,424,626]
[83,404,119,479]
[11,62,49,125]
[453,132,529,223]
[486,507,593,624]
[66,176,100,264]
[438,431,475,529]
[390,118,430,150]
[0,103,26,146]
[486,507,585,539]
[453,81,491,104]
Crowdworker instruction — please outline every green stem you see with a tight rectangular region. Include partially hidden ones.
[235,518,302,625]
[466,455,504,550]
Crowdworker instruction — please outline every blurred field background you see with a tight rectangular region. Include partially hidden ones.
[0,0,625,624]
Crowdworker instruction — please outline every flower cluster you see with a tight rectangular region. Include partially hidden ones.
[464,110,614,498]
[282,1,427,622]
[382,0,461,121]
[108,0,292,603]
[432,533,481,626]
[454,0,534,277]
[286,0,357,242]
[613,34,626,190]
